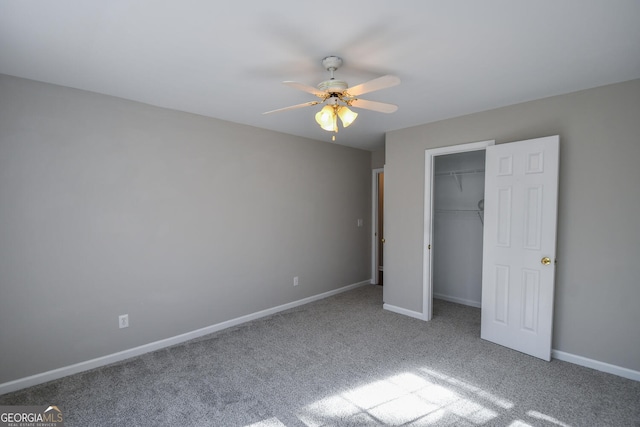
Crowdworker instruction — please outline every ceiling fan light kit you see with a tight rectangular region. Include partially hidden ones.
[263,56,400,139]
[315,104,358,132]
[315,105,338,132]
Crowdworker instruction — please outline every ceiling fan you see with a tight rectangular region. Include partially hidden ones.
[263,56,400,137]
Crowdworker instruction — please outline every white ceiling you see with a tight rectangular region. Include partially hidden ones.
[1,1,639,151]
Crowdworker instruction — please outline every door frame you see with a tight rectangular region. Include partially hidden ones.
[371,167,384,284]
[423,140,495,320]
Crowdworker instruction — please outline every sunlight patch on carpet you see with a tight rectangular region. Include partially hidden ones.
[244,416,287,427]
[294,368,506,426]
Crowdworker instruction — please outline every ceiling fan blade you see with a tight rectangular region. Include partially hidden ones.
[262,100,320,115]
[349,98,398,113]
[283,81,326,97]
[345,75,400,97]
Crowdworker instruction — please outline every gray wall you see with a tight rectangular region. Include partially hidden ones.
[0,75,372,384]
[371,149,385,169]
[384,79,640,372]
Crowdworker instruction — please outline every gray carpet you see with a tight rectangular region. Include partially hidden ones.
[1,285,639,426]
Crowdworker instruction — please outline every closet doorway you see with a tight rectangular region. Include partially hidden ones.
[422,140,495,320]
[432,150,486,308]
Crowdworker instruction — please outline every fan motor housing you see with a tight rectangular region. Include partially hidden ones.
[317,79,348,94]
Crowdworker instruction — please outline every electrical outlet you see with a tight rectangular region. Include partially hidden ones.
[119,314,129,329]
[293,276,299,287]
[357,218,363,227]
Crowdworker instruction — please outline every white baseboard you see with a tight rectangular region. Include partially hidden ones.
[551,350,640,382]
[383,303,427,321]
[0,280,371,395]
[433,293,481,308]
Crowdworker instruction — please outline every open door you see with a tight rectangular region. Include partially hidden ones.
[481,135,559,361]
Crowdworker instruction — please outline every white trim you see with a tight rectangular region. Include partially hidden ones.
[371,168,384,284]
[383,303,426,320]
[423,140,495,321]
[0,280,371,395]
[433,293,481,308]
[551,350,640,382]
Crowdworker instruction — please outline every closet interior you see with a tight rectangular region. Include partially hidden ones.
[432,150,486,308]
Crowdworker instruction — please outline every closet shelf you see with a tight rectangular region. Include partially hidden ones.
[435,169,485,191]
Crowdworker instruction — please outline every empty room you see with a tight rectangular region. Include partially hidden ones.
[1,1,639,426]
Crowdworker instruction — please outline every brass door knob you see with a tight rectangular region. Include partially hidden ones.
[541,257,551,265]
[381,238,386,243]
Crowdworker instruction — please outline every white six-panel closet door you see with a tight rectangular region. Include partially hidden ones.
[481,135,559,361]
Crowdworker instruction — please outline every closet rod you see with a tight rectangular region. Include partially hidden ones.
[434,168,485,177]
[435,209,482,213]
